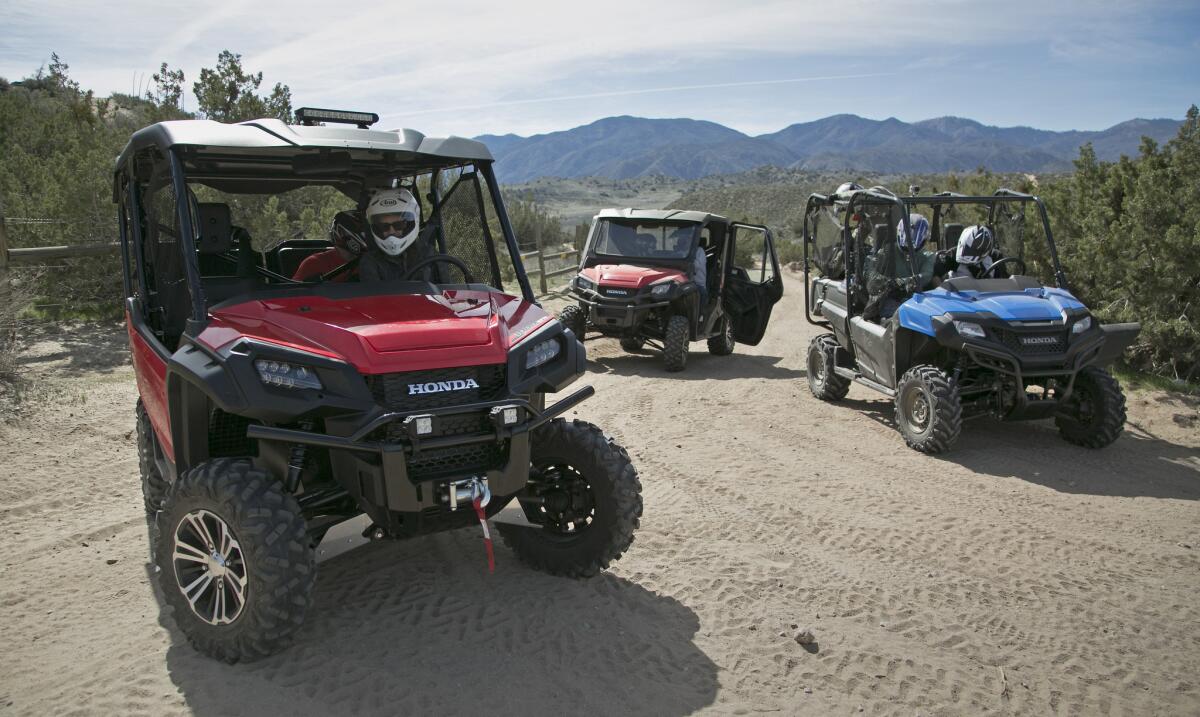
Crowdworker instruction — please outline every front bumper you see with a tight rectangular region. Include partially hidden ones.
[247,386,594,522]
[569,286,675,331]
[931,313,1133,420]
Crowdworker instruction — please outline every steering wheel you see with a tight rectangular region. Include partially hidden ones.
[983,257,1027,278]
[401,254,477,283]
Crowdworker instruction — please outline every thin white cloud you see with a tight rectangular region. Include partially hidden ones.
[379,72,897,121]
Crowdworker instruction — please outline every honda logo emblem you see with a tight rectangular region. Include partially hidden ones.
[408,378,481,395]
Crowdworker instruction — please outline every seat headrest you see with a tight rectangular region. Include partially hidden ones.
[195,203,232,255]
[943,223,965,245]
[871,223,891,249]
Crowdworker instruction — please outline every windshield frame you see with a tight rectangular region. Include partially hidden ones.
[125,146,533,329]
[585,219,701,267]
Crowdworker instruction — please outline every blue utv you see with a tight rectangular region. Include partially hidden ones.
[801,186,1141,454]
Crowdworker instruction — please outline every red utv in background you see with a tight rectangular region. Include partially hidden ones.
[560,209,783,371]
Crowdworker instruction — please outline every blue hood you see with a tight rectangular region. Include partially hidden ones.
[897,285,1085,336]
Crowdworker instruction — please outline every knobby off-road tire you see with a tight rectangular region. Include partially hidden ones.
[706,315,736,356]
[894,365,962,454]
[137,399,170,514]
[807,334,850,401]
[155,458,315,663]
[559,304,587,340]
[497,419,642,578]
[662,314,690,372]
[1055,366,1126,448]
[619,336,645,352]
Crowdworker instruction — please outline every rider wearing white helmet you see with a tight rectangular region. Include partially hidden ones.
[358,187,431,282]
[948,224,996,279]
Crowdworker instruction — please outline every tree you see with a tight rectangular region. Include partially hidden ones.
[193,50,291,123]
[148,62,185,111]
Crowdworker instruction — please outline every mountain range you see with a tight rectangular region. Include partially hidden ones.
[476,114,1182,182]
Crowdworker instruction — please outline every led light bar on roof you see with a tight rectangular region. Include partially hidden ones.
[294,107,379,128]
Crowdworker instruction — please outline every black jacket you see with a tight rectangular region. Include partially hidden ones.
[358,235,434,283]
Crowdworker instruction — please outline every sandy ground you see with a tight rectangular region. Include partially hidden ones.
[1,272,1198,716]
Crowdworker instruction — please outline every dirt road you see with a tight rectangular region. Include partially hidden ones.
[2,272,1198,716]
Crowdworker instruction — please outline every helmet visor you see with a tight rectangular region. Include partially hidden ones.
[370,212,417,239]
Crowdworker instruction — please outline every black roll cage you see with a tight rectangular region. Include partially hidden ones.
[116,146,536,334]
[801,187,1068,327]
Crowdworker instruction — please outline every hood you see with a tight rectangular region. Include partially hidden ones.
[923,285,1085,321]
[581,263,687,289]
[198,289,552,373]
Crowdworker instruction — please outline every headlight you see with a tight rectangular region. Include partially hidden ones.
[576,276,594,292]
[255,360,323,390]
[524,338,561,370]
[1071,316,1092,334]
[953,321,986,339]
[650,282,674,297]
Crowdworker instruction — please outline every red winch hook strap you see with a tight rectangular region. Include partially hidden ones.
[472,495,495,574]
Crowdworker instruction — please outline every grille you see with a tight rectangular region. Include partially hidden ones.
[995,328,1067,355]
[208,409,258,457]
[365,364,509,481]
[366,364,507,412]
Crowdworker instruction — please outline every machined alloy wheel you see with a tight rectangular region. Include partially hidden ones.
[172,509,248,626]
[155,458,314,663]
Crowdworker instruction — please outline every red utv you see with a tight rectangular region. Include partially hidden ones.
[560,209,783,371]
[115,108,641,662]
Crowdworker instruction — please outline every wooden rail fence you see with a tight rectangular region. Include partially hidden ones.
[0,213,579,297]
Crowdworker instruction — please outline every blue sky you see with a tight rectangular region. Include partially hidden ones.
[1,0,1196,138]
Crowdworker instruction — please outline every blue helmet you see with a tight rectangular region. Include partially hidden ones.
[897,213,930,250]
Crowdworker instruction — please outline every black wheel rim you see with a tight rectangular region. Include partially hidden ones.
[1074,383,1096,425]
[901,385,932,433]
[173,509,248,625]
[527,463,596,536]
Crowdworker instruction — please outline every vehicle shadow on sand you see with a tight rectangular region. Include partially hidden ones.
[590,350,805,382]
[836,395,1200,500]
[157,529,719,717]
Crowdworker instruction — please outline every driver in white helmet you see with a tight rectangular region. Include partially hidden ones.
[947,224,996,279]
[358,187,432,283]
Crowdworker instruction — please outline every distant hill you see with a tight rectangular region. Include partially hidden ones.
[480,114,1182,182]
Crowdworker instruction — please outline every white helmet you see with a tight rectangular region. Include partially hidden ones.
[834,181,863,197]
[366,188,420,256]
[956,225,995,265]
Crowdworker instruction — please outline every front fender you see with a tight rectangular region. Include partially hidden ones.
[1089,322,1141,367]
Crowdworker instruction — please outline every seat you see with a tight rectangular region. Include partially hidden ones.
[943,223,965,247]
[195,203,235,277]
[271,240,334,277]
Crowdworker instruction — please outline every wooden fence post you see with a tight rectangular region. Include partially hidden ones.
[0,199,9,274]
[534,223,548,295]
[0,199,13,352]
